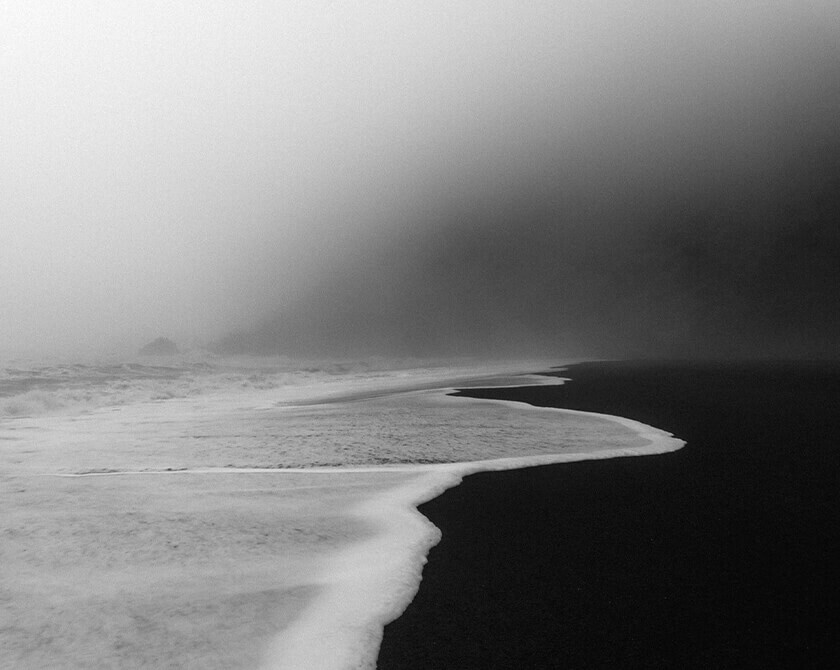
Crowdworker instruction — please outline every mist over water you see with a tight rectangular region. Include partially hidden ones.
[2,2,838,358]
[219,21,840,359]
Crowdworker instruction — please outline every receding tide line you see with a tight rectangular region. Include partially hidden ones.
[258,406,685,670]
[45,390,685,670]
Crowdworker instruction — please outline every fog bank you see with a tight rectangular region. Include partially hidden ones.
[2,2,838,357]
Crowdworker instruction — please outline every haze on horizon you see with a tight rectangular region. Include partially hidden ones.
[2,1,838,359]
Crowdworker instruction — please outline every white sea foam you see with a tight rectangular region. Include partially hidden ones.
[258,400,684,670]
[0,354,562,419]
[2,357,683,669]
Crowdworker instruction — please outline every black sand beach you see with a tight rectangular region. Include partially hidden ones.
[377,361,840,669]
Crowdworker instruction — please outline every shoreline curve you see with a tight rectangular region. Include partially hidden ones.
[258,379,685,670]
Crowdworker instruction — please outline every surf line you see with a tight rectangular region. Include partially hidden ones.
[257,395,686,670]
[39,400,684,670]
[30,365,684,670]
[260,438,685,670]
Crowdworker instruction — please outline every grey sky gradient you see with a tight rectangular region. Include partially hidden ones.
[2,2,838,356]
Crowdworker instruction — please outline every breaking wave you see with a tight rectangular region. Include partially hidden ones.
[0,354,557,420]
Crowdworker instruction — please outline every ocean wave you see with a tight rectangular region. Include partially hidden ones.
[0,354,545,420]
[0,357,296,418]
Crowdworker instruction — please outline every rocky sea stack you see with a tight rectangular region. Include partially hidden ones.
[138,337,179,356]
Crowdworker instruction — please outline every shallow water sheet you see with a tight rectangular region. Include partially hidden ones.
[1,469,425,670]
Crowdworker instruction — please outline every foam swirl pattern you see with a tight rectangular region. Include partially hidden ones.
[1,360,683,669]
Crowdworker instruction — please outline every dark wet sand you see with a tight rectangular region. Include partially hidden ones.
[377,361,840,669]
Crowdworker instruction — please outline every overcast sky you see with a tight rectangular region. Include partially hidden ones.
[2,2,838,357]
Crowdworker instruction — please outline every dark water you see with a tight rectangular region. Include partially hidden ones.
[378,360,840,669]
